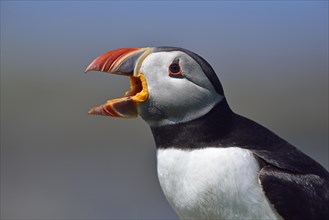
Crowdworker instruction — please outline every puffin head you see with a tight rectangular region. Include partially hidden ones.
[85,47,224,127]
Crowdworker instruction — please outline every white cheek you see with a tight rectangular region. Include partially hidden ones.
[150,78,192,101]
[139,52,223,126]
[143,79,222,126]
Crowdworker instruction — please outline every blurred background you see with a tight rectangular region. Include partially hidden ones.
[1,1,328,219]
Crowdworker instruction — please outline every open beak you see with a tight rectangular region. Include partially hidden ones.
[85,47,152,118]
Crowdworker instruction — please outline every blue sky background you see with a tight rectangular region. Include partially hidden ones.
[1,1,328,219]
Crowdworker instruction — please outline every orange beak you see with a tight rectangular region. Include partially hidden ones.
[85,47,152,118]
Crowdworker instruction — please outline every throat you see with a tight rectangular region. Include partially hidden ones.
[151,98,234,149]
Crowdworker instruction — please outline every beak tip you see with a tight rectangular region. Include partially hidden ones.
[85,64,95,73]
[88,106,113,116]
[88,108,98,115]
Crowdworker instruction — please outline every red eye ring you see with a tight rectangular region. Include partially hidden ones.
[168,61,183,78]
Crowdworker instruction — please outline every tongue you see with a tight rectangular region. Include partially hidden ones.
[88,97,138,118]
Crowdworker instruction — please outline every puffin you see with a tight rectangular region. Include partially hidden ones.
[85,47,329,220]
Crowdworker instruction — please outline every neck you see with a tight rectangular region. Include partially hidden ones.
[151,98,235,149]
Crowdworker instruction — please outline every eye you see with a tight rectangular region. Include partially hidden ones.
[169,63,181,74]
[168,60,184,78]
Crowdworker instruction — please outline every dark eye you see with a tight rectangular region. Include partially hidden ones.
[169,63,181,74]
[168,60,184,78]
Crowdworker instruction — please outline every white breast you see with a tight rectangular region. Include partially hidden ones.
[157,147,282,220]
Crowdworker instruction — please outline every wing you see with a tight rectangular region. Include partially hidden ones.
[258,164,329,220]
[232,114,329,220]
[222,112,329,219]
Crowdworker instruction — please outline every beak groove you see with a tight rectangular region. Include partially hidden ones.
[85,48,146,74]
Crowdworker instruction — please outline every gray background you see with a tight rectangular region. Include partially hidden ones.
[1,1,328,219]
